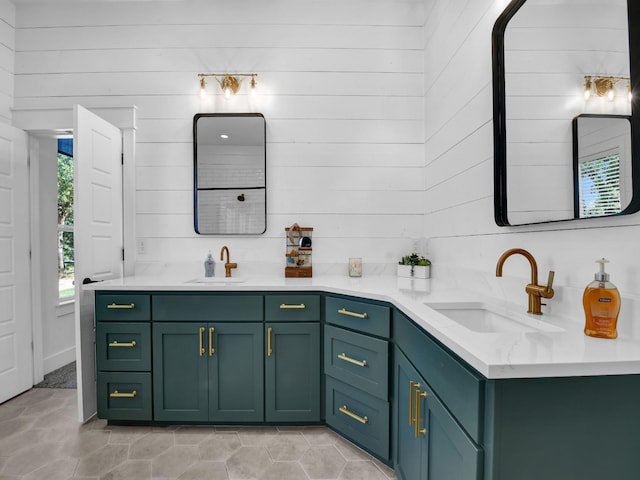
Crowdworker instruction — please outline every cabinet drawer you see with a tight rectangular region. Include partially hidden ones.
[97,372,152,421]
[324,325,388,400]
[153,294,263,321]
[265,294,320,321]
[95,294,150,321]
[394,311,483,443]
[325,296,390,338]
[326,376,389,460]
[96,323,151,371]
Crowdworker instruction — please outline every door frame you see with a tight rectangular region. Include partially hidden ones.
[12,106,137,386]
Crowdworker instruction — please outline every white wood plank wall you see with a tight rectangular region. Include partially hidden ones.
[0,0,15,124]
[13,0,425,268]
[423,0,640,320]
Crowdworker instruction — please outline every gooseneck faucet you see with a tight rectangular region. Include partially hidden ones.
[496,248,554,315]
[220,245,237,277]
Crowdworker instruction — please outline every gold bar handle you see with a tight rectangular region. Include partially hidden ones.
[279,303,306,309]
[209,327,215,356]
[108,340,137,348]
[409,381,419,426]
[199,327,205,356]
[337,353,367,367]
[110,390,137,398]
[338,308,368,319]
[267,327,273,357]
[415,388,428,438]
[339,405,368,424]
[107,303,135,309]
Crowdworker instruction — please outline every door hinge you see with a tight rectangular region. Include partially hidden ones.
[121,153,124,165]
[122,248,125,261]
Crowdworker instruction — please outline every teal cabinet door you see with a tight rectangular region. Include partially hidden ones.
[394,348,481,480]
[265,322,320,422]
[153,322,208,422]
[209,322,264,423]
[394,348,426,480]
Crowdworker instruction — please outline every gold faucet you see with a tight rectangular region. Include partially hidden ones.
[220,246,237,277]
[496,248,554,315]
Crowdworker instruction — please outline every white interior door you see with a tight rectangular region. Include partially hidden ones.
[74,105,123,422]
[0,124,32,404]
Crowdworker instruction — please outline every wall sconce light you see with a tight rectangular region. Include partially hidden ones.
[583,75,630,102]
[198,73,258,98]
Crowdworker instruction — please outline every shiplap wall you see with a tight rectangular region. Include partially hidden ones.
[0,0,14,124]
[423,0,640,326]
[14,0,425,270]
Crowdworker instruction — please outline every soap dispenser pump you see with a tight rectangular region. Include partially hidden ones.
[583,258,621,339]
[204,251,216,278]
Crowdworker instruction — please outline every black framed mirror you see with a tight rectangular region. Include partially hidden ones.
[193,113,266,234]
[492,0,640,226]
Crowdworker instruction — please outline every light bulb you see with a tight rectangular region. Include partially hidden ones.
[607,87,615,101]
[628,83,633,102]
[200,77,207,98]
[224,87,232,99]
[250,75,257,96]
[584,77,592,101]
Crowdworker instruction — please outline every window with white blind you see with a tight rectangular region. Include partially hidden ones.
[578,151,621,218]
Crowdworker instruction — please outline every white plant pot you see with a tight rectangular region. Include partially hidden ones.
[397,264,430,279]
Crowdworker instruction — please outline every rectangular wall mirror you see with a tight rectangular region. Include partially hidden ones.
[193,113,266,235]
[492,0,640,226]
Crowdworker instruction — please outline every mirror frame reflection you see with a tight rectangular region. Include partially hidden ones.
[492,0,640,226]
[193,113,267,235]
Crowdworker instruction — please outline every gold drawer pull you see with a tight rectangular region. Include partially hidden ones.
[415,388,428,438]
[110,390,137,398]
[339,405,369,424]
[338,308,368,319]
[337,353,367,367]
[199,327,205,356]
[267,327,273,357]
[107,303,135,309]
[209,327,215,356]
[409,381,420,426]
[280,303,306,309]
[108,340,137,348]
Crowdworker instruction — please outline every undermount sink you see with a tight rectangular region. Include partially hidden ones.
[186,277,246,284]
[425,301,563,334]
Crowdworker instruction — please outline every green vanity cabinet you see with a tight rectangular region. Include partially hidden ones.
[394,347,481,480]
[324,294,391,460]
[265,322,320,422]
[96,293,152,421]
[153,322,264,423]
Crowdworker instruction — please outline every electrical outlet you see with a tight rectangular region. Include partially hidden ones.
[137,239,146,255]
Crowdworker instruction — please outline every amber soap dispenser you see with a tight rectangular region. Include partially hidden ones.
[583,258,621,339]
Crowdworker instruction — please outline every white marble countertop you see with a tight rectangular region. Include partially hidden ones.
[85,270,640,380]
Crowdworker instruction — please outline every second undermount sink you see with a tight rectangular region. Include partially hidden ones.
[186,277,246,284]
[425,301,563,334]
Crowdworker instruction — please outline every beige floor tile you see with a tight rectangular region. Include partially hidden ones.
[177,461,229,480]
[266,432,310,461]
[198,433,243,462]
[151,444,200,478]
[259,461,309,480]
[299,445,346,479]
[128,432,174,460]
[2,441,63,476]
[339,461,388,480]
[0,390,397,480]
[226,446,273,480]
[100,459,152,480]
[22,457,79,480]
[75,444,129,477]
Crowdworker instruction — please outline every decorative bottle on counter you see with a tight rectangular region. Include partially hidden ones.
[583,258,620,339]
[204,251,216,277]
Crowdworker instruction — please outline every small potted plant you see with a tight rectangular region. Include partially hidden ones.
[398,253,431,279]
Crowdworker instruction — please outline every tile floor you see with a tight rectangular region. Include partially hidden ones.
[0,388,396,480]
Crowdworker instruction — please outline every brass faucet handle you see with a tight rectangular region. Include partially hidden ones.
[543,270,555,298]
